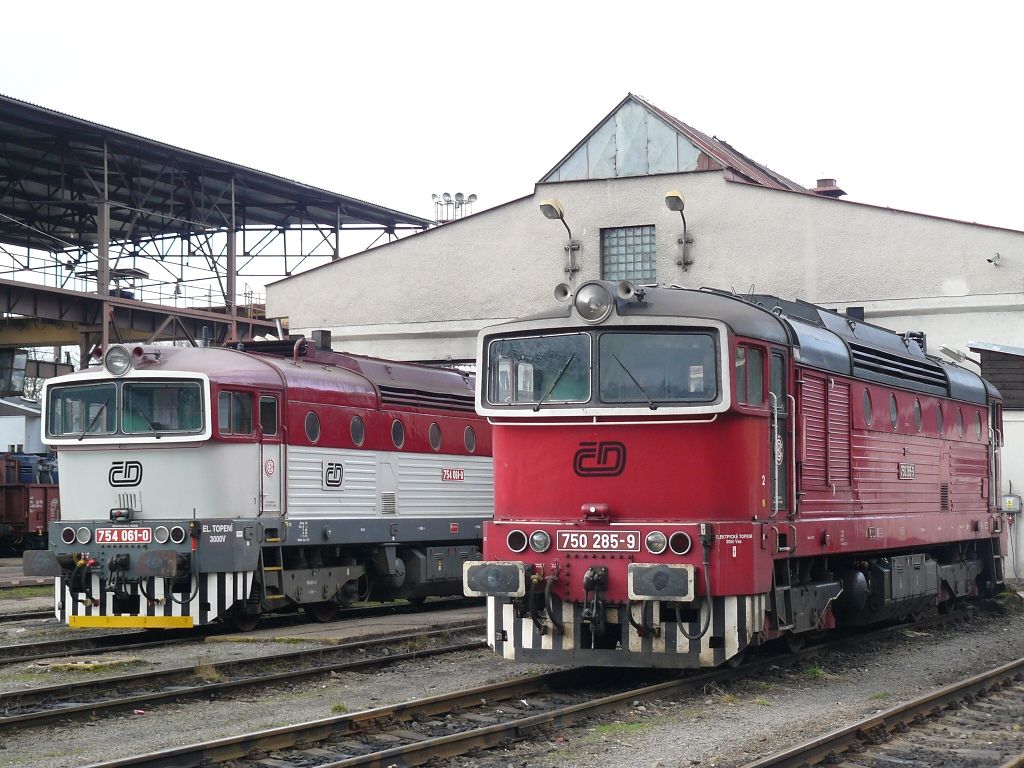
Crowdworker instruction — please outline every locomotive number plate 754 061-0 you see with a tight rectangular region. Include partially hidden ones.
[95,527,152,544]
[556,530,641,552]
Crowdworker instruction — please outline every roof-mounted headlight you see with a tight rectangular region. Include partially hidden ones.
[574,282,614,324]
[104,345,132,376]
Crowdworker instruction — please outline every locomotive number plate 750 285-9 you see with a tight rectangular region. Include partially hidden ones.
[95,527,152,544]
[556,530,641,552]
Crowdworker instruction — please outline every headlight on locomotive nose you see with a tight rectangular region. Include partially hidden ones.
[574,282,614,324]
[104,345,132,376]
[529,530,551,553]
[60,527,77,545]
[154,526,170,544]
[645,531,668,554]
[169,526,187,544]
[75,526,92,545]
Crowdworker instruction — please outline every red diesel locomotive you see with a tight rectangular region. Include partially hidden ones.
[464,280,1008,668]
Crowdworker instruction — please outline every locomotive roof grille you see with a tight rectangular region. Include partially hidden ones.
[848,342,948,391]
[378,385,476,412]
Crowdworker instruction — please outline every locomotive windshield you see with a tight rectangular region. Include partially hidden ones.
[47,379,205,438]
[487,333,591,406]
[486,329,720,409]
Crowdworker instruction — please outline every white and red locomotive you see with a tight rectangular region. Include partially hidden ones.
[27,332,492,629]
[464,280,1008,668]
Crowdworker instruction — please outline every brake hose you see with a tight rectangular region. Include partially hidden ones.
[543,575,565,635]
[676,544,713,641]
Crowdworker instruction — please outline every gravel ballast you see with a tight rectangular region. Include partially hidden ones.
[0,601,1021,768]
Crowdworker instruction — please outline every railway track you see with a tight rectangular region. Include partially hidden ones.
[78,614,970,768]
[740,655,1024,768]
[0,608,51,623]
[0,621,487,731]
[0,596,482,664]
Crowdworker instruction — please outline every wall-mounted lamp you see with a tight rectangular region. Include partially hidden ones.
[539,198,580,276]
[665,189,694,270]
[987,252,1001,267]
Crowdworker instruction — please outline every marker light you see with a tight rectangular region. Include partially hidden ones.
[154,526,170,544]
[506,529,528,553]
[169,526,187,544]
[61,527,76,545]
[645,531,668,554]
[574,282,614,324]
[669,531,693,555]
[529,530,551,553]
[104,345,132,376]
[75,527,92,545]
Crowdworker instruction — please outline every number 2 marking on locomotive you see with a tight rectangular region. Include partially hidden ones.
[761,475,766,486]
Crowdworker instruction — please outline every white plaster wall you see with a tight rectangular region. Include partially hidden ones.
[0,415,27,452]
[0,414,41,453]
[267,171,1024,361]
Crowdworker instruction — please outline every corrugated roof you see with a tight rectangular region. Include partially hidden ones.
[0,93,432,252]
[540,93,807,193]
[629,94,807,192]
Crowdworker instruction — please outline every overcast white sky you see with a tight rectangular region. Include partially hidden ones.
[2,1,1023,241]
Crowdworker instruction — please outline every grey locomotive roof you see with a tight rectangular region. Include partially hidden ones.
[493,283,993,405]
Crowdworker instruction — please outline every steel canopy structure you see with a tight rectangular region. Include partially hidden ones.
[0,93,432,350]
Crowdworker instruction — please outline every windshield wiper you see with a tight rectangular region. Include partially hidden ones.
[533,352,577,412]
[78,400,110,441]
[611,353,658,410]
[126,397,162,438]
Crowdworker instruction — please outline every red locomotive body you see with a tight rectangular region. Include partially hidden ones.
[464,282,1007,668]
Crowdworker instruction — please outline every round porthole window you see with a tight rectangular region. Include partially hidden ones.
[889,394,898,429]
[350,415,365,447]
[428,422,442,452]
[391,419,405,449]
[913,399,922,432]
[863,389,872,426]
[464,425,477,453]
[305,411,320,443]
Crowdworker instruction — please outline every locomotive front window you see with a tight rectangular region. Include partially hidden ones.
[47,383,116,437]
[123,382,203,434]
[487,333,591,406]
[599,332,718,404]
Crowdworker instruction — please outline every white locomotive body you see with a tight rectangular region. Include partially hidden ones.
[27,335,492,629]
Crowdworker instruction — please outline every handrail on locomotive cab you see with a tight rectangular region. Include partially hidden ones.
[786,393,798,517]
[769,392,780,519]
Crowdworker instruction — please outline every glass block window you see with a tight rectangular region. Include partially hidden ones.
[601,225,656,282]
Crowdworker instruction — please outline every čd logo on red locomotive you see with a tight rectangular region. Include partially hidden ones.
[573,441,627,477]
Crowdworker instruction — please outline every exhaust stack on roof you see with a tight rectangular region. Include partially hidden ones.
[811,178,847,198]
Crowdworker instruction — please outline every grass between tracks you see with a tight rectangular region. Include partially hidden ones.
[0,586,49,599]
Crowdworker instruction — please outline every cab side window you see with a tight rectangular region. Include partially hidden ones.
[736,346,765,406]
[218,391,253,435]
[259,396,279,437]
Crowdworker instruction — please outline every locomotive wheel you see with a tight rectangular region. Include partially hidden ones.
[225,608,260,633]
[303,602,339,623]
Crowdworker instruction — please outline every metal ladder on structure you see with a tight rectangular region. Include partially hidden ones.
[259,535,287,607]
